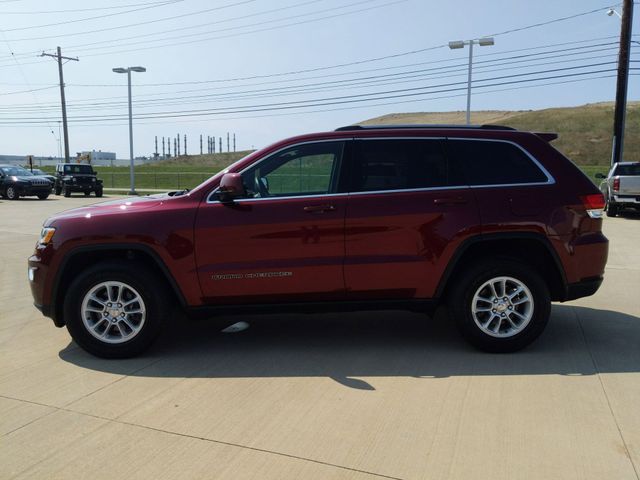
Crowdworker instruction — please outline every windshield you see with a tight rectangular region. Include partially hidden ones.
[63,164,93,174]
[1,166,32,176]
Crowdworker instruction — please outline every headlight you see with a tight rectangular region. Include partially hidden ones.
[38,227,56,245]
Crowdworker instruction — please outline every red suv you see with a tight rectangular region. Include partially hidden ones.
[28,125,608,358]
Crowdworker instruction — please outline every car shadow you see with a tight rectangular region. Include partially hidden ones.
[59,304,640,389]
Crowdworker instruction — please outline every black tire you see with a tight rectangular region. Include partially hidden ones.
[6,186,19,200]
[84,191,90,197]
[37,193,49,200]
[95,188,103,198]
[64,261,170,358]
[55,186,62,195]
[606,201,618,217]
[63,185,71,197]
[448,258,551,353]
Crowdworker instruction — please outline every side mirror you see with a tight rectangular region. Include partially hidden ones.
[217,172,245,204]
[595,173,606,179]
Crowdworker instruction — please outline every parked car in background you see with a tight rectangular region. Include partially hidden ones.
[597,162,640,217]
[30,168,57,185]
[54,163,103,197]
[29,125,608,358]
[0,165,53,200]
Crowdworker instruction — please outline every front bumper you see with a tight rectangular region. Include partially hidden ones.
[64,183,100,192]
[18,185,52,196]
[28,254,64,327]
[565,276,603,301]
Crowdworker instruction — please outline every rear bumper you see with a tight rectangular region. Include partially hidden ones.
[612,195,640,207]
[565,276,603,301]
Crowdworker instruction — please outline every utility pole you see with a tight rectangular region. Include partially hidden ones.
[154,136,158,157]
[200,134,203,155]
[219,137,222,153]
[184,134,187,155]
[174,138,177,157]
[40,47,78,161]
[611,0,635,166]
[212,136,216,154]
[227,132,230,152]
[177,134,180,156]
[233,133,236,152]
[162,137,165,157]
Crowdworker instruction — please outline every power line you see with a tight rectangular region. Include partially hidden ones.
[1,0,183,32]
[489,3,623,37]
[0,42,627,110]
[0,1,182,14]
[1,67,630,123]
[2,0,257,40]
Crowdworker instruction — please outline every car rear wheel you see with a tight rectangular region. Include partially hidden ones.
[64,261,169,358]
[606,200,618,217]
[37,193,49,200]
[448,259,550,352]
[6,186,19,200]
[63,185,71,197]
[95,188,103,197]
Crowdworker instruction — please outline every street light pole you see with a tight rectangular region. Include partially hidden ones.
[113,66,146,195]
[448,37,494,125]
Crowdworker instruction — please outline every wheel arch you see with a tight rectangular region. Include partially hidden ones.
[436,233,568,302]
[52,244,186,326]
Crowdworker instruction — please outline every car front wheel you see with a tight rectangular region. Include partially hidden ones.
[6,186,19,200]
[64,261,169,358]
[448,259,550,352]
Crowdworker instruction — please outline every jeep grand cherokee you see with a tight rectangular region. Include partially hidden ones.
[28,125,608,358]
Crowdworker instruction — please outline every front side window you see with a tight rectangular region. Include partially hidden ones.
[446,139,549,186]
[240,141,344,198]
[351,139,462,192]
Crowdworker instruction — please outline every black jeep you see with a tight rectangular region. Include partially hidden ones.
[0,164,53,200]
[54,163,103,197]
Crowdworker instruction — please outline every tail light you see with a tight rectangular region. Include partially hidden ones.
[580,193,605,218]
[613,177,620,192]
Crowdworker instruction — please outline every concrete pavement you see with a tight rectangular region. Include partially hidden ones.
[1,195,639,480]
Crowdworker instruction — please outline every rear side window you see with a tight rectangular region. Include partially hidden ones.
[352,139,463,192]
[447,139,548,186]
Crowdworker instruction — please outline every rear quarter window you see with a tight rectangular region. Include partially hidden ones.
[446,139,549,186]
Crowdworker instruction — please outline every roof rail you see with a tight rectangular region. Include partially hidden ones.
[334,124,517,132]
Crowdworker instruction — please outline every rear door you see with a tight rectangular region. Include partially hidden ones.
[445,138,555,230]
[194,140,349,304]
[344,138,479,299]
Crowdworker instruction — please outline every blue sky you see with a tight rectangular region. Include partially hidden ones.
[0,0,638,158]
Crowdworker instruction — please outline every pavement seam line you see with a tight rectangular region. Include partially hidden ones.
[62,357,164,409]
[572,307,640,480]
[1,394,405,480]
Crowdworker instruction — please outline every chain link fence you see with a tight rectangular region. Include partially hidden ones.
[100,172,213,190]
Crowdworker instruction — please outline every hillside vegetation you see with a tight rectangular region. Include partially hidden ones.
[362,102,640,166]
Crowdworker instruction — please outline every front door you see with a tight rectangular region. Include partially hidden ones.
[194,141,348,305]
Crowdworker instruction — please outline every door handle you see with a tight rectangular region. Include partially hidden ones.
[303,204,336,213]
[433,197,468,205]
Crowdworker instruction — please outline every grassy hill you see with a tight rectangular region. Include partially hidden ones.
[361,102,640,166]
